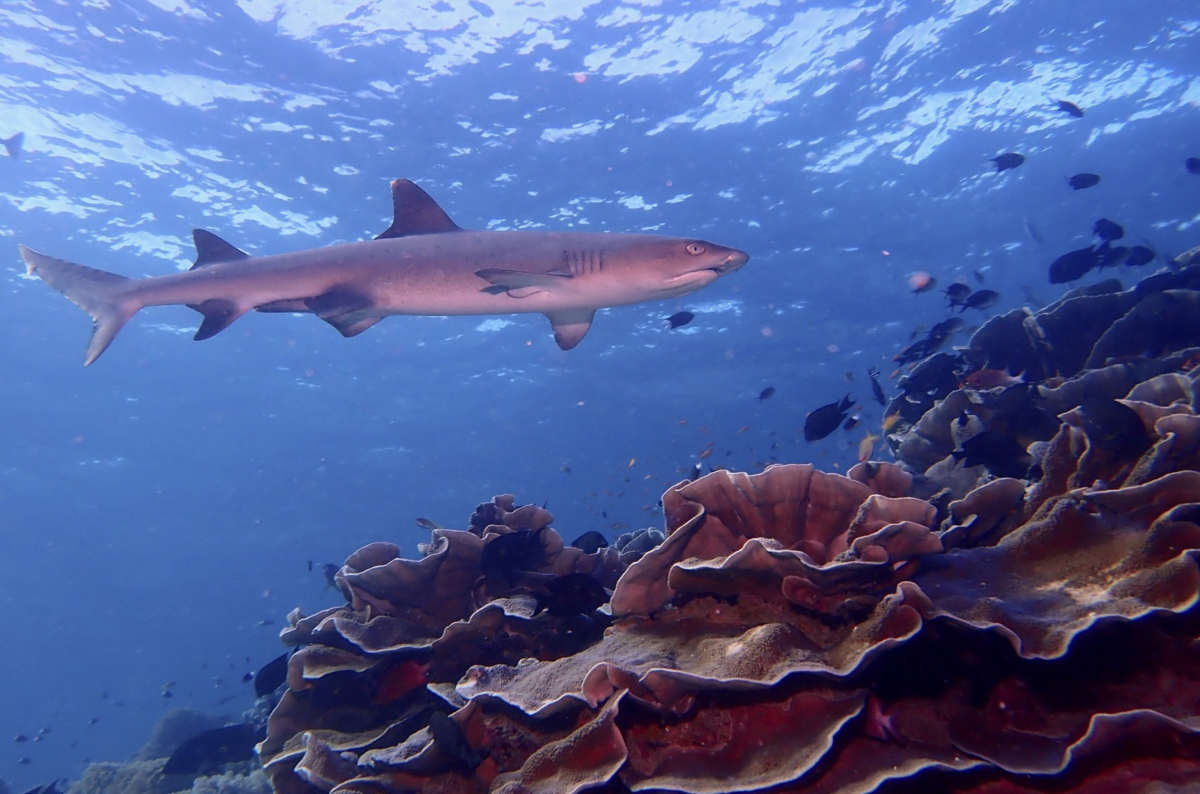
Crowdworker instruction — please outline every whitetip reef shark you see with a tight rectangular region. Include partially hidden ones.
[20,179,749,366]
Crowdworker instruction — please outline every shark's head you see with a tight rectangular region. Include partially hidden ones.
[617,235,750,300]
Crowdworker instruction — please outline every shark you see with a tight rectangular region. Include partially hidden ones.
[20,179,749,366]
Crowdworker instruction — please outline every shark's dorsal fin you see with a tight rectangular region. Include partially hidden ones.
[191,229,250,270]
[375,179,462,240]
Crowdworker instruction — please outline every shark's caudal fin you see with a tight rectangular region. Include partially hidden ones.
[19,245,136,366]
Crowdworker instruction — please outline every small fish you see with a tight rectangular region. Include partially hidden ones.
[1055,99,1084,118]
[959,289,1000,312]
[1048,246,1099,284]
[569,530,609,554]
[868,367,887,406]
[1124,245,1155,267]
[881,413,902,433]
[372,659,430,704]
[909,272,937,294]
[666,311,695,329]
[1022,217,1044,244]
[1067,173,1100,190]
[428,711,483,774]
[321,563,339,589]
[1186,157,1200,175]
[943,282,971,308]
[1094,241,1129,268]
[2,132,23,159]
[14,734,29,743]
[973,270,986,283]
[254,652,289,698]
[688,461,703,480]
[306,559,312,572]
[804,395,855,442]
[1093,218,1124,242]
[952,431,1032,479]
[927,317,965,341]
[415,517,442,530]
[480,527,546,584]
[991,152,1025,173]
[1080,395,1152,459]
[162,724,264,776]
[842,415,860,431]
[962,369,1024,390]
[534,572,609,618]
[843,371,855,382]
[241,672,253,683]
[757,386,776,401]
[858,432,880,463]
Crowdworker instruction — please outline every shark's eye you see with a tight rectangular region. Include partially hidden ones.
[686,243,705,256]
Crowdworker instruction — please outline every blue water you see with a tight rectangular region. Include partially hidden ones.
[0,0,1197,788]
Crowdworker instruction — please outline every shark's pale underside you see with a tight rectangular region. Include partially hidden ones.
[20,179,749,365]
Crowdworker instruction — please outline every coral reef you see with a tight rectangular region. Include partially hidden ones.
[258,264,1200,792]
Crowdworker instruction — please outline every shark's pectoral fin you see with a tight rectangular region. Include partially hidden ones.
[544,309,595,351]
[304,289,373,320]
[323,315,382,338]
[476,268,572,299]
[189,299,247,341]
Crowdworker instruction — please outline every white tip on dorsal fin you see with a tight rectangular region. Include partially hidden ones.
[375,179,463,240]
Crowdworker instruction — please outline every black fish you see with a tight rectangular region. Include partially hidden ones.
[428,711,483,774]
[1093,218,1124,242]
[1067,173,1100,190]
[415,517,442,530]
[959,289,1000,312]
[952,431,1032,479]
[894,337,937,366]
[1125,246,1155,267]
[973,270,986,283]
[480,527,547,583]
[1080,395,1151,459]
[911,276,937,295]
[804,395,854,442]
[321,563,339,590]
[254,652,288,698]
[688,461,703,480]
[3,132,23,159]
[757,386,776,401]
[1094,241,1128,269]
[943,282,971,307]
[666,311,694,329]
[1186,157,1200,175]
[1055,100,1084,118]
[534,573,608,618]
[241,672,253,683]
[569,530,608,554]
[991,152,1025,173]
[842,415,860,431]
[162,724,264,776]
[868,367,887,406]
[927,317,965,341]
[1048,246,1099,284]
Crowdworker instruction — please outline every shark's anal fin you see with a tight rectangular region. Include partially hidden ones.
[544,309,595,351]
[191,229,250,270]
[475,268,572,299]
[189,299,246,340]
[375,179,463,239]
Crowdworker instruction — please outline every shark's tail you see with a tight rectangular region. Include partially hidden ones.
[20,245,137,366]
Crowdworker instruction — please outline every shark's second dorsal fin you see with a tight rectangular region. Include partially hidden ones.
[191,229,250,270]
[375,179,462,240]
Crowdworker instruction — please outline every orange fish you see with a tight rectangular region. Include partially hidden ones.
[858,432,880,462]
[373,660,430,704]
[698,448,713,459]
[881,414,901,433]
[962,369,1024,390]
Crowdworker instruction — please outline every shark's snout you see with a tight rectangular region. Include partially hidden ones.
[721,249,750,271]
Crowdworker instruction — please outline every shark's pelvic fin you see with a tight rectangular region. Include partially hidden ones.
[191,229,250,270]
[544,308,595,350]
[324,315,382,338]
[19,245,135,366]
[304,288,373,319]
[375,179,462,240]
